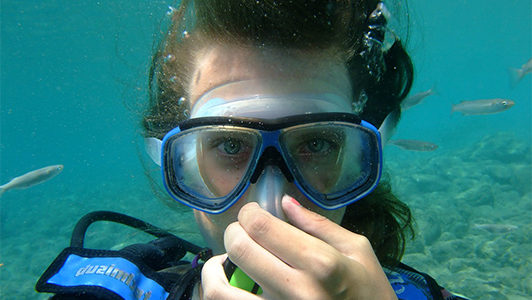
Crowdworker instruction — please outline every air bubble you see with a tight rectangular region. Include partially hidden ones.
[164,54,176,63]
[166,6,176,16]
[183,109,189,117]
[182,31,190,39]
[170,76,178,83]
[178,97,186,105]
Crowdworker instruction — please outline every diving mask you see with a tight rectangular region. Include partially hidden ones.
[159,112,382,214]
[146,83,382,214]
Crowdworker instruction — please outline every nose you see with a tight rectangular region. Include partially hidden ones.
[245,165,289,220]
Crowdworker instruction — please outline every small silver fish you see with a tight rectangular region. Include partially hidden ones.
[388,139,438,151]
[451,99,514,116]
[474,223,518,234]
[509,58,532,88]
[0,165,64,196]
[401,84,439,111]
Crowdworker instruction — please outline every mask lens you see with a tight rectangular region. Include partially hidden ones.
[164,126,261,212]
[280,122,380,207]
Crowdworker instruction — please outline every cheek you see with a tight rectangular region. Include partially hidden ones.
[327,206,346,224]
[298,197,346,224]
[193,205,242,254]
[198,150,243,197]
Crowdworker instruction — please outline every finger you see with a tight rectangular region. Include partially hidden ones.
[281,195,374,257]
[224,220,323,299]
[234,202,394,299]
[224,221,296,280]
[281,196,396,298]
[236,202,338,271]
[232,203,377,299]
[201,254,261,300]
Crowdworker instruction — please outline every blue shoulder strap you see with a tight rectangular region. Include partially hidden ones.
[37,247,173,300]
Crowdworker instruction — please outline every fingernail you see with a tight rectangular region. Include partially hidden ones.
[283,194,301,206]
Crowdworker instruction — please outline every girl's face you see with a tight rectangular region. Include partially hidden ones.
[188,45,353,254]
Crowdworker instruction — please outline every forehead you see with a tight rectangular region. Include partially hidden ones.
[189,45,352,103]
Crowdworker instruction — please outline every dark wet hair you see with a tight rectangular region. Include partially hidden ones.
[341,175,414,266]
[143,0,414,266]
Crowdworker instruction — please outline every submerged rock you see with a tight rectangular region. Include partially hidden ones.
[466,132,531,164]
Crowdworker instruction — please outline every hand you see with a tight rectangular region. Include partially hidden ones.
[200,195,397,300]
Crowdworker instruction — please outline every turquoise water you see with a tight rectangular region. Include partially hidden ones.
[1,1,530,299]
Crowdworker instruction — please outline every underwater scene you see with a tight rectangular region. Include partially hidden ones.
[1,0,530,299]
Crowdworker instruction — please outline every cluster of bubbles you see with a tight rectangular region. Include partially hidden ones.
[160,25,193,119]
[353,90,368,114]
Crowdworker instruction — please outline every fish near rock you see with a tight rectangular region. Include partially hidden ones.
[451,99,514,116]
[473,223,518,234]
[0,165,64,196]
[388,139,438,151]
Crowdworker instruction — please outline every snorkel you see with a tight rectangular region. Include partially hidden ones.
[246,164,289,220]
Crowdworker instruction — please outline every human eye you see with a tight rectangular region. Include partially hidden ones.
[301,138,332,155]
[297,131,344,156]
[208,134,254,163]
[215,138,246,155]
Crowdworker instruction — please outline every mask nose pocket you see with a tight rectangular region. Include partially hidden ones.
[247,147,294,220]
[246,164,289,220]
